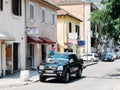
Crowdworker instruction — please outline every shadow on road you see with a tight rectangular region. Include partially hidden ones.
[85,74,120,80]
[43,76,86,84]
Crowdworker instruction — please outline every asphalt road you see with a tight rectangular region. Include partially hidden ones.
[4,59,120,90]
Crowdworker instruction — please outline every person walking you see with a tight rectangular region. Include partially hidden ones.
[50,45,56,56]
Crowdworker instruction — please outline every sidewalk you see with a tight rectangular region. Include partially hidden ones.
[0,61,98,89]
[0,70,39,89]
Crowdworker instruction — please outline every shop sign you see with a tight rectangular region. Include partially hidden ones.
[78,40,85,46]
[68,33,77,39]
[68,38,77,44]
[27,27,38,34]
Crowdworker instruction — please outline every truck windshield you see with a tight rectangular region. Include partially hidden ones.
[52,54,69,59]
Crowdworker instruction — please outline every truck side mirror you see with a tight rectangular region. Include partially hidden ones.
[69,59,74,63]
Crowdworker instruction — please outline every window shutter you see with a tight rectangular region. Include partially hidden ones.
[76,25,80,38]
[12,0,16,15]
[30,4,34,19]
[19,0,21,16]
[12,0,21,16]
[42,9,45,23]
[52,13,55,25]
[29,1,34,20]
[0,0,3,10]
[69,22,72,33]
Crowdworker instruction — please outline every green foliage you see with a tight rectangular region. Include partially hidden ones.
[90,0,120,42]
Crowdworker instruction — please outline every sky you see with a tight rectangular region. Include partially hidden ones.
[84,0,103,9]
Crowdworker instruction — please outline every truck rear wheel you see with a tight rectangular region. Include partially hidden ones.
[76,69,82,78]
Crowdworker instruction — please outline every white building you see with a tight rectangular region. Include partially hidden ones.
[0,0,26,76]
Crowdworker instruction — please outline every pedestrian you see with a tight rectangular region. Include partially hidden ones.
[49,44,56,56]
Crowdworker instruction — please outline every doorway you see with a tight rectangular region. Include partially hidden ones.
[6,45,12,72]
[29,44,34,68]
[13,43,19,71]
[41,45,46,63]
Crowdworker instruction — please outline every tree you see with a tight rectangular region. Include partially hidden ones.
[90,0,120,42]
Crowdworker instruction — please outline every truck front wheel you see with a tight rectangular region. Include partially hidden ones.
[62,71,70,83]
[39,75,46,82]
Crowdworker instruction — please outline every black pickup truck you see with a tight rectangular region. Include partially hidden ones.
[38,53,84,83]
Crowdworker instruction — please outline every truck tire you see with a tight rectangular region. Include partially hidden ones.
[62,71,70,83]
[40,75,46,82]
[76,69,82,78]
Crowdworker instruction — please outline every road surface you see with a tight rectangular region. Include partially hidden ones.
[4,59,120,90]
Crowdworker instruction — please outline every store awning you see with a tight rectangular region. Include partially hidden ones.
[27,36,44,43]
[0,32,15,41]
[39,37,56,44]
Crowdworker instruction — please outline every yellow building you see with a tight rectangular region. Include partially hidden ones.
[49,0,99,55]
[57,9,82,55]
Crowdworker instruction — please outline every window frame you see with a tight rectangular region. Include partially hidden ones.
[0,0,3,11]
[75,25,80,39]
[69,22,72,33]
[12,0,22,16]
[51,12,56,26]
[29,1,35,21]
[41,7,46,24]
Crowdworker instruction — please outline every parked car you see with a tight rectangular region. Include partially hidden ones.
[102,53,114,62]
[38,53,84,83]
[80,53,98,62]
[110,53,117,60]
[116,52,120,59]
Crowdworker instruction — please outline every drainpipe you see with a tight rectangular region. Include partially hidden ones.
[83,2,85,54]
[62,15,65,52]
[0,42,2,77]
[2,43,6,76]
[24,0,27,69]
[95,24,97,53]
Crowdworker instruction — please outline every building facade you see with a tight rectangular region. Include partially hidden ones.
[25,0,59,69]
[48,0,98,55]
[57,9,82,55]
[0,0,60,77]
[0,0,26,76]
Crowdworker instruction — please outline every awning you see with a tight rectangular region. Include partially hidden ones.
[0,31,15,41]
[39,37,55,44]
[27,36,44,43]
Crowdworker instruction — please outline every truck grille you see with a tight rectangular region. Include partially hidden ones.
[45,66,57,70]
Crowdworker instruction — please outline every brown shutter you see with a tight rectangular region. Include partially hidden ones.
[0,0,3,10]
[12,0,16,15]
[19,0,21,16]
[12,0,22,16]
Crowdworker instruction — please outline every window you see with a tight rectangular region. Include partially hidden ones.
[41,8,46,23]
[12,0,21,16]
[76,25,80,38]
[0,0,3,11]
[51,12,55,26]
[69,22,72,33]
[29,1,34,20]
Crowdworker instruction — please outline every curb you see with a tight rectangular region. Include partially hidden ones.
[84,62,98,68]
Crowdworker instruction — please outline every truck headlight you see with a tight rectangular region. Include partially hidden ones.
[57,66,63,70]
[39,65,44,70]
